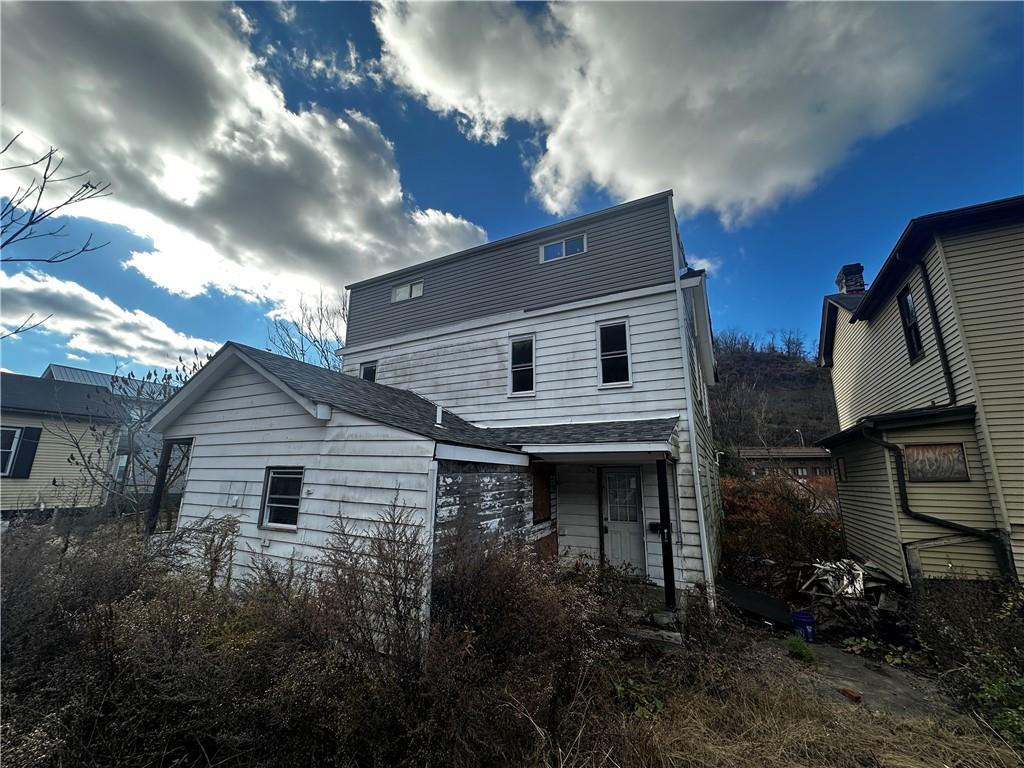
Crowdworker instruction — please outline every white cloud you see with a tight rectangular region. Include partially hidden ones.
[374,2,993,224]
[0,3,485,315]
[0,271,221,369]
[687,256,721,277]
[65,353,87,362]
[277,2,297,25]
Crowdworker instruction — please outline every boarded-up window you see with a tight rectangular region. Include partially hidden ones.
[905,443,969,482]
[532,464,553,524]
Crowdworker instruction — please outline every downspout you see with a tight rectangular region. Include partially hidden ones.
[666,197,716,603]
[859,428,1015,580]
[917,259,956,405]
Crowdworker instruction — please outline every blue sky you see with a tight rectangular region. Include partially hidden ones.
[1,2,1021,377]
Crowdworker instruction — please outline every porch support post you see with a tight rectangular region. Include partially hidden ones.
[656,459,677,610]
[144,440,175,536]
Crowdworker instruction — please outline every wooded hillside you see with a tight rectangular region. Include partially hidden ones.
[708,329,839,452]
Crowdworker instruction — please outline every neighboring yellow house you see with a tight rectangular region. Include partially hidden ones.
[1,372,121,514]
[817,196,1023,584]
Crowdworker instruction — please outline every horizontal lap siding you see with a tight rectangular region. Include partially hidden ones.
[163,362,433,571]
[343,289,686,426]
[556,464,601,563]
[832,440,908,583]
[346,197,675,347]
[831,243,960,431]
[0,413,110,511]
[884,423,999,541]
[914,538,1002,579]
[942,222,1024,579]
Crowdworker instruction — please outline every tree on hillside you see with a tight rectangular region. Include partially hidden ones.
[267,289,348,371]
[1,132,112,338]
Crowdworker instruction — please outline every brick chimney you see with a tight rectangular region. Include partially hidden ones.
[835,263,865,294]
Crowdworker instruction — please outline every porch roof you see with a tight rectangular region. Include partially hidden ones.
[490,417,678,450]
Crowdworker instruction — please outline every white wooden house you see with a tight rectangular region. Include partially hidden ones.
[148,191,722,607]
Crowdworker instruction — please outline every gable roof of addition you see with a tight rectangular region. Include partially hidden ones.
[149,342,520,453]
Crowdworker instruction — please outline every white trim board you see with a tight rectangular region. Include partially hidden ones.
[434,442,529,466]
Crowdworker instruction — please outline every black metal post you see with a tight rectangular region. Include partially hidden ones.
[656,459,677,610]
[145,440,174,535]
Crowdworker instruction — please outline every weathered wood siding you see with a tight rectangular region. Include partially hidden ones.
[164,361,434,570]
[831,439,907,582]
[0,413,110,511]
[940,221,1024,578]
[831,243,970,430]
[343,286,686,426]
[434,459,533,539]
[346,195,675,347]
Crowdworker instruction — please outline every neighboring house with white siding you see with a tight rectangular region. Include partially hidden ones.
[149,191,722,608]
[817,196,1023,584]
[0,372,121,514]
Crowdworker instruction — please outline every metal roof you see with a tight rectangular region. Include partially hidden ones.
[42,363,173,400]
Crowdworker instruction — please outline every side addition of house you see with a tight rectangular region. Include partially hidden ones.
[148,191,722,609]
[817,195,1024,584]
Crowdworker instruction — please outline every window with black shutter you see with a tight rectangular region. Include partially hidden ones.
[897,287,924,362]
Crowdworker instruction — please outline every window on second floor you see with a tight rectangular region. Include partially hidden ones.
[360,361,377,382]
[1,427,21,477]
[897,286,924,362]
[540,234,586,262]
[391,280,423,303]
[835,456,848,483]
[508,335,535,395]
[597,320,632,386]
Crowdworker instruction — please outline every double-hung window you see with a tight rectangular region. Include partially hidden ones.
[597,320,632,386]
[509,335,535,395]
[360,361,377,382]
[540,234,586,262]
[391,280,424,303]
[897,287,924,362]
[1,427,21,477]
[261,467,304,529]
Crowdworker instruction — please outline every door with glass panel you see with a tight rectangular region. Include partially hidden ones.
[603,469,645,575]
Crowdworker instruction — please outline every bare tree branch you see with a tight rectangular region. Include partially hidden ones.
[0,312,53,340]
[267,289,348,371]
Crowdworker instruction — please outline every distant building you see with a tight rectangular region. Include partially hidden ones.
[817,196,1023,584]
[736,446,834,481]
[1,372,120,513]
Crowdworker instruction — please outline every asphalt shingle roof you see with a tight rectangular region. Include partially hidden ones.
[825,293,864,312]
[490,417,679,447]
[229,343,516,453]
[1,372,122,421]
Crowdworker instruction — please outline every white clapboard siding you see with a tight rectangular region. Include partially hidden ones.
[342,287,688,426]
[163,361,434,571]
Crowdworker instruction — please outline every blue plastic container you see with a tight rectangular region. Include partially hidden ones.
[792,611,816,643]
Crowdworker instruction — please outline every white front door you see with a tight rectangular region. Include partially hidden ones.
[603,469,646,575]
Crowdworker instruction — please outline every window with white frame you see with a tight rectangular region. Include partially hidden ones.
[391,280,424,303]
[360,361,378,382]
[1,427,21,476]
[509,335,535,395]
[261,467,305,529]
[540,234,586,262]
[597,320,632,385]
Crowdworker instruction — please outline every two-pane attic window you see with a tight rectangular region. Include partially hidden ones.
[540,234,586,262]
[391,280,424,302]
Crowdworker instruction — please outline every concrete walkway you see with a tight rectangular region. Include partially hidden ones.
[781,639,956,719]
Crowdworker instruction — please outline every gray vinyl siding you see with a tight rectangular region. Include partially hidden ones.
[941,220,1024,578]
[832,439,908,583]
[831,242,966,430]
[346,195,675,347]
[164,361,434,572]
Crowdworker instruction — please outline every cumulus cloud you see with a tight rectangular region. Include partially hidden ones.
[687,256,721,277]
[374,2,992,224]
[0,3,485,312]
[0,271,221,369]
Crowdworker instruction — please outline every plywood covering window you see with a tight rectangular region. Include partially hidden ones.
[905,443,969,482]
[835,457,848,482]
[897,287,924,362]
[360,361,377,382]
[260,467,304,529]
[597,320,632,386]
[0,427,21,477]
[509,335,535,396]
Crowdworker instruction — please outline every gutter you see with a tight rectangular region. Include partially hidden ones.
[859,428,1016,581]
